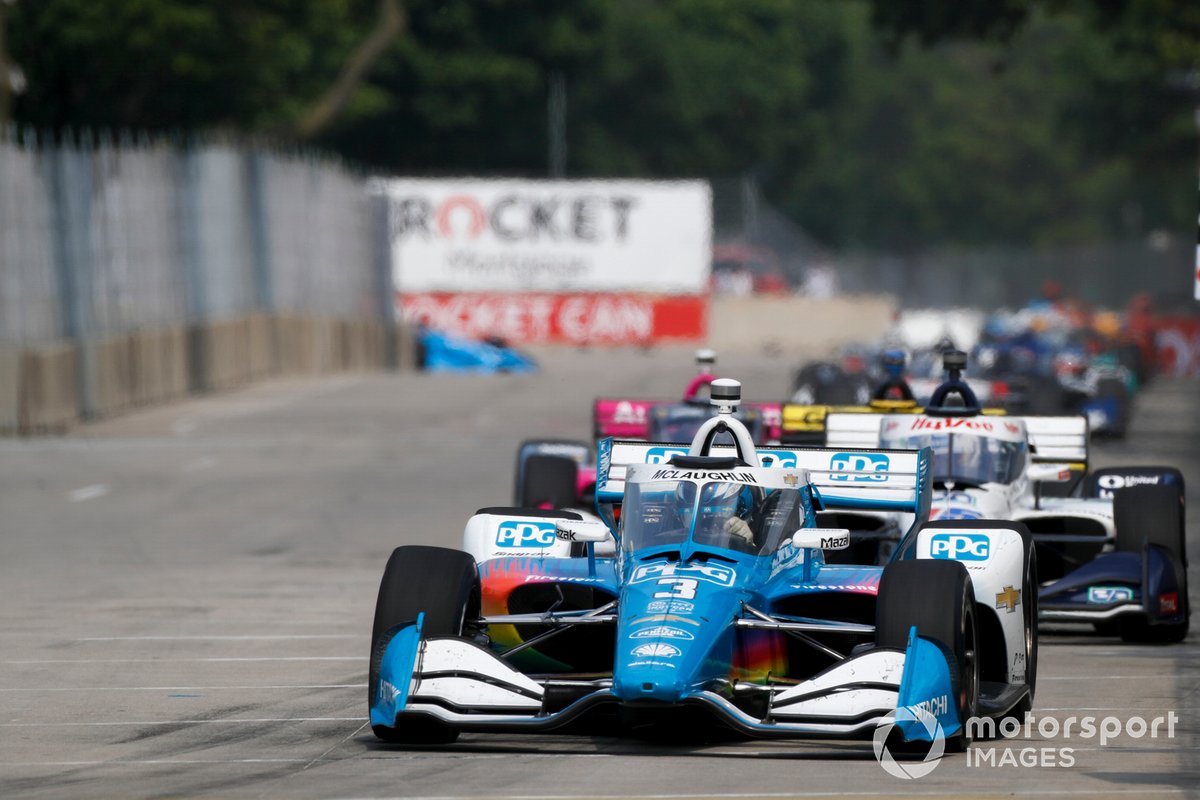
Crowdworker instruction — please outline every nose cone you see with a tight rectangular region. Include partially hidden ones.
[611,559,745,705]
[612,670,689,703]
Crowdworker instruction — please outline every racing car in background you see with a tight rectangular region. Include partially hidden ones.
[593,349,782,443]
[513,350,782,510]
[821,351,1188,643]
[369,379,1039,750]
[780,349,1009,448]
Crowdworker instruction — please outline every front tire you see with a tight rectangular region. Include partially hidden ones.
[1004,545,1038,723]
[369,546,478,743]
[876,559,979,752]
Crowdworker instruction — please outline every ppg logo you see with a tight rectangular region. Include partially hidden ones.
[646,446,688,465]
[759,452,799,468]
[829,452,890,482]
[929,533,990,561]
[495,521,556,549]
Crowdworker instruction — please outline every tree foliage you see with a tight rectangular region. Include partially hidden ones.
[6,0,1196,251]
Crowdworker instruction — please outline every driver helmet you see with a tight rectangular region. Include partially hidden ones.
[681,482,756,540]
[949,435,988,480]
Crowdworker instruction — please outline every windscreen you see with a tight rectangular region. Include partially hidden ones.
[620,479,810,556]
[881,431,1026,485]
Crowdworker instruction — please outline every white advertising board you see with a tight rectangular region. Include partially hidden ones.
[378,179,712,294]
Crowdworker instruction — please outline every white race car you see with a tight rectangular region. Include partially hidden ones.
[822,352,1188,644]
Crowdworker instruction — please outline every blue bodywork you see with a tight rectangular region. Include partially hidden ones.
[420,328,537,374]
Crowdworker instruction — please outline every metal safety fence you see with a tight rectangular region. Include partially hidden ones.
[0,129,398,430]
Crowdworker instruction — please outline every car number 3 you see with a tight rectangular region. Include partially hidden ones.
[653,578,698,599]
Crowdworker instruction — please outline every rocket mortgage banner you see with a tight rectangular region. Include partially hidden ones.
[379,179,712,294]
[399,292,707,346]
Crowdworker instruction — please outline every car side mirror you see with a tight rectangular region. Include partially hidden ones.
[791,528,850,550]
[556,519,611,543]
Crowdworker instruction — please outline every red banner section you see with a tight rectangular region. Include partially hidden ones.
[399,293,707,345]
[1153,316,1200,377]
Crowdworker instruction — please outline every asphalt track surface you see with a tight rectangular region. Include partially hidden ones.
[1,346,1197,799]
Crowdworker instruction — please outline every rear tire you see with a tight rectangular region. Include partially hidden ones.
[370,546,478,743]
[877,559,979,752]
[1114,484,1189,643]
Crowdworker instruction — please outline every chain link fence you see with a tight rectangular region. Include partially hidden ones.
[0,129,396,430]
[0,130,386,347]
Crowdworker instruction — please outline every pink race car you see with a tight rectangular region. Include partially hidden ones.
[514,351,782,511]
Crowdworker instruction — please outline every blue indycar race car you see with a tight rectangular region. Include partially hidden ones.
[368,380,1038,750]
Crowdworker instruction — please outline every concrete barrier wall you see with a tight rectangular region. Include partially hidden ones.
[0,349,20,431]
[8,314,411,435]
[709,294,897,358]
[18,342,79,433]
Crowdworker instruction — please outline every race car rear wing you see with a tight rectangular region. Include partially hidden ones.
[823,411,1090,471]
[785,404,1007,446]
[1018,415,1089,469]
[595,438,932,518]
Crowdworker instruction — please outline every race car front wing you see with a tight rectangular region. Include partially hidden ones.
[370,620,965,742]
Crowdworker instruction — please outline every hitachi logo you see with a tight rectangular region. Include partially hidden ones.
[909,694,949,719]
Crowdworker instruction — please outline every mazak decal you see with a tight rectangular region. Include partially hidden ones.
[929,532,990,561]
[649,468,756,483]
[645,446,689,465]
[821,534,850,549]
[829,452,890,482]
[496,520,556,549]
[631,626,695,641]
[1088,586,1134,604]
[632,643,681,658]
[631,561,736,587]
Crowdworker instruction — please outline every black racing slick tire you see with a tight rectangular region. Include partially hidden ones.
[877,559,980,753]
[1114,484,1189,644]
[1003,545,1038,724]
[519,454,579,510]
[369,546,478,743]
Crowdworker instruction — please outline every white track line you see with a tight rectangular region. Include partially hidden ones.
[75,635,359,641]
[326,791,1188,800]
[0,684,364,692]
[1041,675,1199,680]
[3,657,361,664]
[0,717,362,727]
[68,483,111,502]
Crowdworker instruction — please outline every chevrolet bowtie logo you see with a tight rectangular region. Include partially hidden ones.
[995,585,1021,613]
[784,474,799,487]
